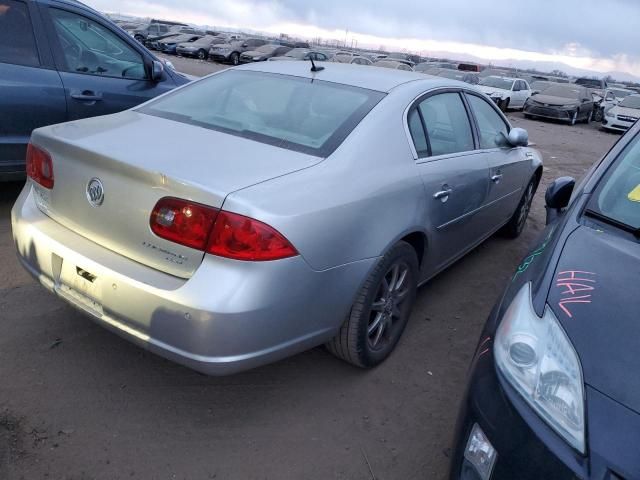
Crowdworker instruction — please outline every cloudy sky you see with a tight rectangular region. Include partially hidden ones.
[89,0,640,78]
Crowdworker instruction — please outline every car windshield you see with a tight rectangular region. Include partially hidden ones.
[588,132,640,230]
[611,89,632,99]
[479,77,513,90]
[543,85,583,100]
[619,95,640,109]
[139,70,385,156]
[575,78,602,88]
[530,81,552,92]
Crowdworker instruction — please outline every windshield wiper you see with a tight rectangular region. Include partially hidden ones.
[584,208,640,238]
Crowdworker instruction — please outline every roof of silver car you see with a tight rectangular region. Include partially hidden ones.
[236,61,446,93]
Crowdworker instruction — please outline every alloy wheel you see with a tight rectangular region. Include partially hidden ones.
[367,261,411,350]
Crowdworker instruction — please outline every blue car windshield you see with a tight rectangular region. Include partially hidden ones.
[139,70,385,157]
[589,132,640,230]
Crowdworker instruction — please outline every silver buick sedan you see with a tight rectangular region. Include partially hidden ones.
[12,62,542,375]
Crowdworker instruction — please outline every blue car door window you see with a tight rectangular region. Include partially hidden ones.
[50,8,146,80]
[0,0,39,67]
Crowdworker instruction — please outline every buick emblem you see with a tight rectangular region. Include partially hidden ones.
[86,178,105,207]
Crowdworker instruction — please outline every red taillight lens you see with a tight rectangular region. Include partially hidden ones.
[206,211,298,261]
[150,197,219,250]
[26,143,54,189]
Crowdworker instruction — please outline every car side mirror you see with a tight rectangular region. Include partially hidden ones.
[150,60,164,82]
[545,176,575,224]
[507,127,529,147]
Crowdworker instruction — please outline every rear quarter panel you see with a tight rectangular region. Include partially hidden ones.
[222,83,431,272]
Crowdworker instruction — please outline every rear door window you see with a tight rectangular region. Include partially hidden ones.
[49,8,147,80]
[416,92,474,156]
[0,0,39,67]
[466,94,510,149]
[140,70,385,157]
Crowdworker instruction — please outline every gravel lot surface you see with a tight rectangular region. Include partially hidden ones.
[0,56,622,479]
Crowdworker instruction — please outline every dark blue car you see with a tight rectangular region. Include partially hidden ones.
[0,0,191,180]
[451,120,640,479]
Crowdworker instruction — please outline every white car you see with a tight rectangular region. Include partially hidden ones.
[593,87,635,121]
[477,76,531,111]
[602,94,640,132]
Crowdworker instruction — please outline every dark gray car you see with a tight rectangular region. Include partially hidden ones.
[208,38,268,65]
[239,44,291,63]
[524,84,595,125]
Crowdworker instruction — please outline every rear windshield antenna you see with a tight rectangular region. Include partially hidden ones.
[310,57,324,72]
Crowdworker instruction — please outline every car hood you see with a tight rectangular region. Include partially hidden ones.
[611,105,640,118]
[546,225,640,414]
[530,94,579,107]
[477,85,510,95]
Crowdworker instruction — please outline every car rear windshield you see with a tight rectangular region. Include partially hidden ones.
[588,132,640,230]
[575,78,602,88]
[619,96,640,109]
[479,76,513,90]
[139,70,385,157]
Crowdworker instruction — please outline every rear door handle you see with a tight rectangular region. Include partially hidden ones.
[433,186,452,202]
[491,173,503,183]
[70,91,103,102]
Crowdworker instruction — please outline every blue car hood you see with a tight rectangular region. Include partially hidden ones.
[546,225,640,414]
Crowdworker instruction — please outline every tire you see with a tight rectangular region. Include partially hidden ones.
[499,98,510,112]
[326,241,419,368]
[197,49,208,60]
[593,107,603,123]
[134,35,145,43]
[230,52,240,66]
[500,178,536,238]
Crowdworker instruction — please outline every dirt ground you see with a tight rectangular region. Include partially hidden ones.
[0,57,622,479]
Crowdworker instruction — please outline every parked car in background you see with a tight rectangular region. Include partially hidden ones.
[176,34,227,60]
[0,0,191,181]
[13,61,541,375]
[524,84,595,125]
[267,48,330,62]
[384,57,415,68]
[575,77,608,93]
[425,61,459,70]
[602,94,640,132]
[145,27,202,50]
[420,67,479,85]
[331,52,372,65]
[477,76,532,111]
[209,38,268,65]
[592,86,635,121]
[158,34,202,54]
[451,121,640,480]
[239,44,291,63]
[374,60,413,71]
[128,20,186,43]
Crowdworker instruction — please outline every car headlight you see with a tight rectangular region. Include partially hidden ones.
[494,283,585,453]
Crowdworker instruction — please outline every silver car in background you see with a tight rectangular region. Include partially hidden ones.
[12,62,542,375]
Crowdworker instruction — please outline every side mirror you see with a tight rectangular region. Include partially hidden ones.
[508,127,529,147]
[545,176,575,224]
[150,60,164,82]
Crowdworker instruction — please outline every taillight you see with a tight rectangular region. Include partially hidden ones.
[26,143,54,189]
[150,198,297,261]
[206,211,298,261]
[150,197,218,250]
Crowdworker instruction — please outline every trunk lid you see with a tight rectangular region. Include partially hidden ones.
[31,110,322,278]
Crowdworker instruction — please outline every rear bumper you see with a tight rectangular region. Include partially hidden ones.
[12,184,375,375]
